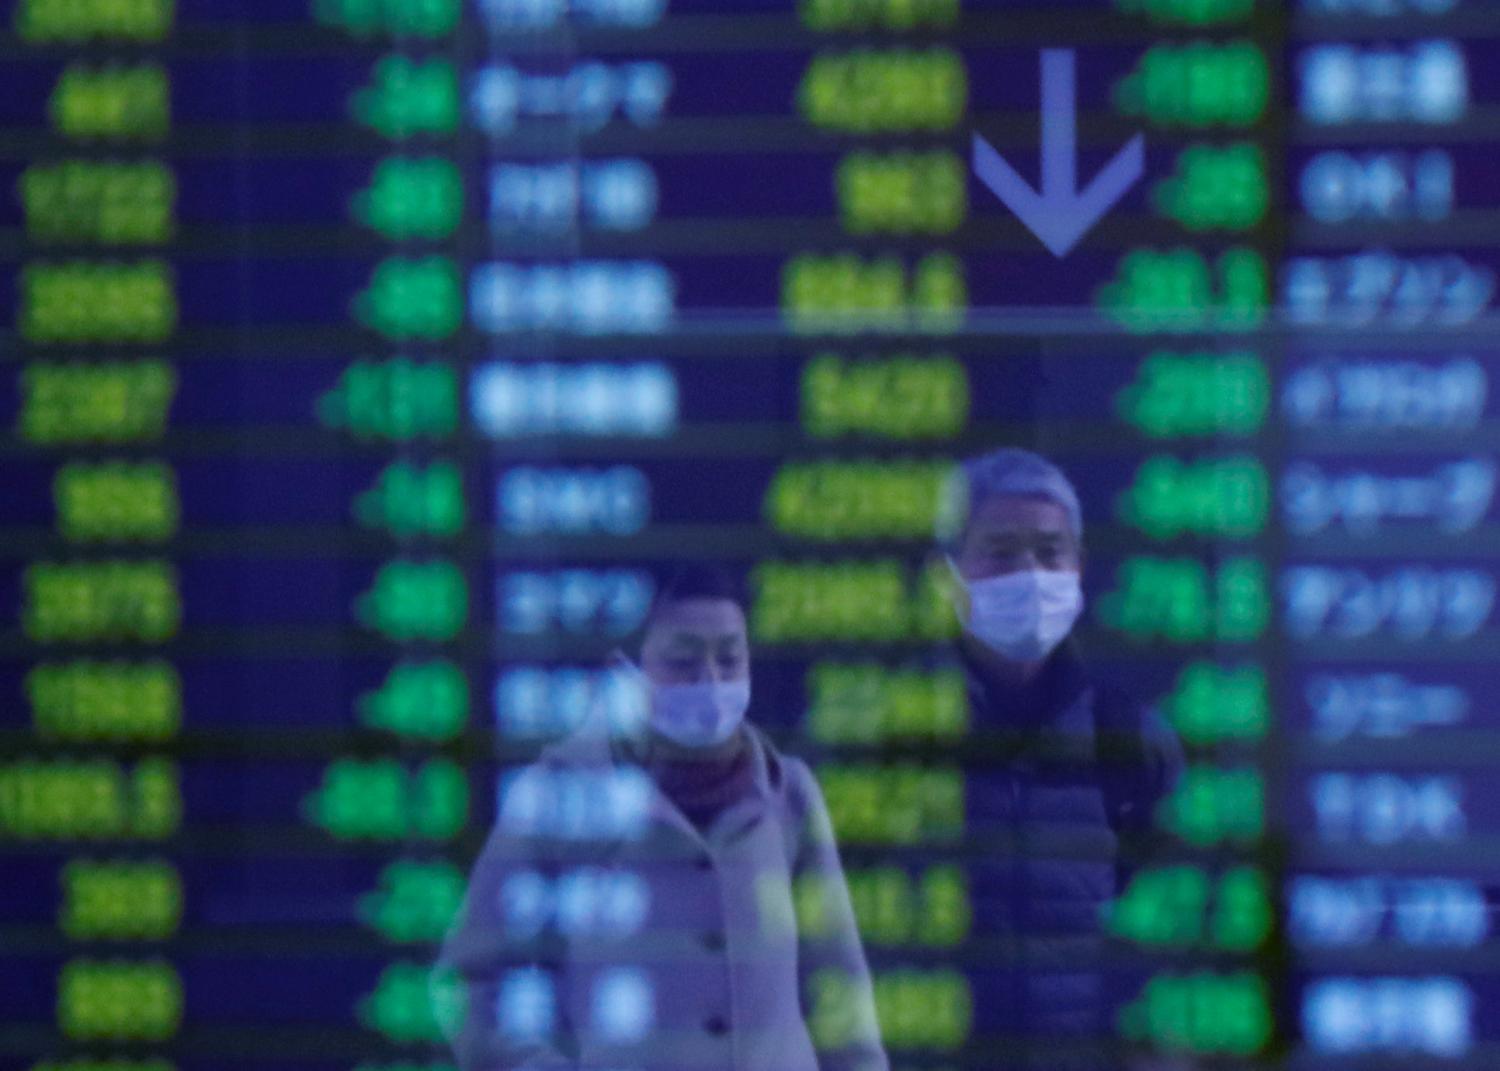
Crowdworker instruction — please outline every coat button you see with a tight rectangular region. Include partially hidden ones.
[704,1015,729,1036]
[701,931,725,951]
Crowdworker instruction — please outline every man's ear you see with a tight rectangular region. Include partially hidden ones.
[926,549,967,618]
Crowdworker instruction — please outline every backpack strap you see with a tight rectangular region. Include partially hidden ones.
[1091,683,1152,888]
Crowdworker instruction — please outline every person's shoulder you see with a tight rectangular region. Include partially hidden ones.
[918,642,971,675]
[1089,677,1144,722]
[489,727,625,837]
[747,722,806,780]
[1087,677,1184,793]
[1089,675,1172,729]
[746,724,819,811]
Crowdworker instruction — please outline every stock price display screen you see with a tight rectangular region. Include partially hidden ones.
[0,0,1494,1069]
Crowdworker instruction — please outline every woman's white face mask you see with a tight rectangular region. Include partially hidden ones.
[951,562,1084,663]
[618,658,750,748]
[648,678,750,747]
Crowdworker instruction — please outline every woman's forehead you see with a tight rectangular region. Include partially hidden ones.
[643,597,746,646]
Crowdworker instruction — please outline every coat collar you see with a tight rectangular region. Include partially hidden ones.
[630,725,779,847]
[540,715,782,849]
[959,641,1101,768]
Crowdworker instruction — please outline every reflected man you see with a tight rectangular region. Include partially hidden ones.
[941,448,1184,1069]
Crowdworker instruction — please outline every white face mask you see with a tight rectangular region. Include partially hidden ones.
[648,679,750,748]
[954,565,1083,663]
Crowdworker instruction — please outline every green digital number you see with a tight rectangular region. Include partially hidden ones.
[838,150,966,235]
[22,262,177,343]
[20,361,177,444]
[31,1060,176,1071]
[353,256,463,340]
[0,758,179,840]
[752,558,955,644]
[55,461,179,542]
[801,0,959,31]
[806,662,968,744]
[1097,554,1268,644]
[351,55,459,139]
[798,48,966,132]
[1115,351,1268,439]
[358,963,465,1044]
[57,959,182,1040]
[1161,661,1268,746]
[357,859,465,943]
[1117,454,1269,539]
[1119,970,1272,1055]
[765,459,952,542]
[17,0,174,40]
[1156,765,1264,846]
[1097,246,1268,331]
[303,758,468,841]
[61,859,182,940]
[1155,143,1268,231]
[813,965,970,1051]
[354,460,465,538]
[351,156,463,240]
[817,764,964,845]
[1108,864,1271,951]
[1114,0,1253,24]
[827,865,971,946]
[1,760,128,839]
[24,561,181,643]
[317,358,459,441]
[358,660,469,742]
[49,64,170,140]
[21,161,176,244]
[1114,41,1268,127]
[354,559,468,641]
[873,969,972,1050]
[802,353,969,440]
[783,252,966,331]
[314,0,459,36]
[28,660,182,741]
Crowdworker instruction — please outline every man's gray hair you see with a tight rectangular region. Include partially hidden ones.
[937,448,1084,550]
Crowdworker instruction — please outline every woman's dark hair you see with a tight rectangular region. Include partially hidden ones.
[644,562,744,625]
[618,563,745,659]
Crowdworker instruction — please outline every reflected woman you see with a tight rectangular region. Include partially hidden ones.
[438,563,888,1071]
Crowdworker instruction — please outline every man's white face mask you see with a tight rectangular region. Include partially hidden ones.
[951,562,1084,663]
